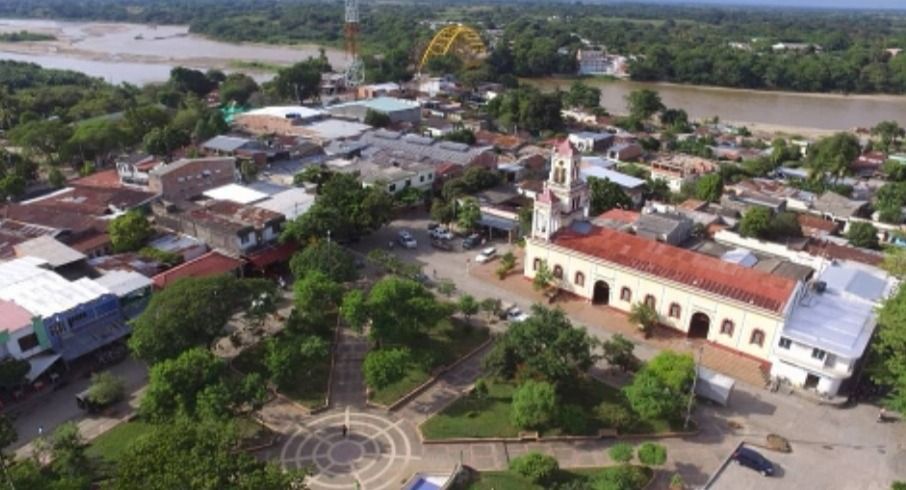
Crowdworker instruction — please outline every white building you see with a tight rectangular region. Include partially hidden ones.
[770,263,895,396]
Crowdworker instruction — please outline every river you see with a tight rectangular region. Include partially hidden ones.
[2,18,905,132]
[0,18,349,84]
[529,78,906,133]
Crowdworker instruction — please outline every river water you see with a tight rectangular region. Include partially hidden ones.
[1,18,904,131]
[529,78,906,132]
[0,18,349,84]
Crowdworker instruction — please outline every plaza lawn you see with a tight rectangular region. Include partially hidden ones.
[369,319,490,407]
[232,336,332,408]
[422,377,679,440]
[86,420,154,462]
[463,466,652,490]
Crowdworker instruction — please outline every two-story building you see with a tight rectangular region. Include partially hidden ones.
[152,199,284,256]
[649,155,719,192]
[149,157,238,202]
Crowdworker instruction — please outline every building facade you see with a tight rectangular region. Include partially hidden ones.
[149,157,238,202]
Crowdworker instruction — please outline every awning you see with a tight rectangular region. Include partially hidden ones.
[244,242,297,269]
[26,353,61,382]
[60,318,131,361]
[477,214,520,232]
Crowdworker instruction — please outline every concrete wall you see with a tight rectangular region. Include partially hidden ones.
[714,229,826,270]
[525,238,786,361]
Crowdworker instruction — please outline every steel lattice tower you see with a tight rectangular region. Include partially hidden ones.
[344,0,365,88]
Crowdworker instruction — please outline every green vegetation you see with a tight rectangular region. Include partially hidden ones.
[369,318,489,406]
[228,60,283,73]
[847,221,881,249]
[873,284,906,415]
[463,466,651,490]
[108,210,152,253]
[588,177,632,215]
[86,420,155,463]
[0,30,56,42]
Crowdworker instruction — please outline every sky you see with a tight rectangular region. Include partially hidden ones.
[638,0,906,10]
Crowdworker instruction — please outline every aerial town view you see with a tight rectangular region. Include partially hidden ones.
[0,0,904,488]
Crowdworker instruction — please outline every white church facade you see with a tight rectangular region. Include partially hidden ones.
[523,140,893,396]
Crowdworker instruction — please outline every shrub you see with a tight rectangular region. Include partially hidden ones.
[472,379,489,400]
[363,348,411,390]
[670,473,685,490]
[637,442,667,466]
[594,465,649,490]
[86,372,126,407]
[558,404,590,435]
[597,402,635,431]
[608,442,634,463]
[509,452,559,485]
[511,380,557,430]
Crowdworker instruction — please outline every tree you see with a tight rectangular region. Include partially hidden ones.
[7,119,72,163]
[480,298,501,320]
[457,294,479,325]
[626,89,664,120]
[47,422,89,480]
[66,118,125,165]
[486,85,563,134]
[109,210,152,253]
[847,221,880,249]
[86,372,125,407]
[485,305,599,386]
[366,276,449,343]
[340,290,369,331]
[660,108,690,132]
[628,303,658,338]
[219,73,259,106]
[272,60,322,103]
[169,66,216,96]
[364,109,391,128]
[608,442,634,464]
[442,128,476,145]
[563,81,601,110]
[123,103,170,144]
[509,452,559,485]
[511,380,557,430]
[624,351,694,421]
[496,251,516,279]
[282,173,393,244]
[0,358,29,388]
[293,271,343,328]
[872,286,906,414]
[457,197,481,231]
[694,174,723,203]
[739,207,772,238]
[588,177,632,215]
[637,442,667,466]
[143,125,189,158]
[602,334,639,372]
[882,247,906,279]
[363,348,411,389]
[289,240,358,283]
[140,347,226,422]
[430,199,456,226]
[872,121,904,152]
[110,419,306,490]
[532,260,555,293]
[130,276,272,363]
[807,133,861,183]
[266,334,328,389]
[592,465,649,490]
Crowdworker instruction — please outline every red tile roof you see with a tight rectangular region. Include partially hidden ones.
[245,242,297,268]
[152,250,242,289]
[70,169,121,189]
[597,209,639,224]
[796,214,838,233]
[551,225,798,314]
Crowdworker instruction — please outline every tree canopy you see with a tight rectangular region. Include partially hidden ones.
[588,177,632,215]
[366,276,450,343]
[289,240,358,283]
[624,350,695,421]
[109,210,153,253]
[847,221,880,249]
[874,286,906,414]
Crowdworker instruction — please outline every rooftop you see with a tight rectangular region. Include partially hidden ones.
[254,188,316,220]
[94,269,153,297]
[813,192,867,219]
[0,299,34,332]
[580,165,645,189]
[358,130,493,167]
[331,97,419,113]
[151,250,242,289]
[203,183,270,205]
[202,135,256,153]
[149,157,235,177]
[551,224,798,314]
[784,262,894,358]
[0,256,109,318]
[14,236,86,268]
[242,105,325,120]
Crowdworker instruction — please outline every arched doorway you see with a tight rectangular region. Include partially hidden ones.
[689,312,711,338]
[592,281,610,305]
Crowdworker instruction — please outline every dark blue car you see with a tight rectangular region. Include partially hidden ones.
[732,447,775,476]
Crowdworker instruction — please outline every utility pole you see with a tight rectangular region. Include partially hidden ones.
[684,345,704,430]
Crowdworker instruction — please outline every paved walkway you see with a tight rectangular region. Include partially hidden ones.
[329,327,369,409]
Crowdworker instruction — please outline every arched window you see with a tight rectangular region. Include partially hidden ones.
[574,271,585,287]
[533,258,541,271]
[668,303,681,319]
[620,287,632,302]
[553,265,563,279]
[720,320,735,336]
[750,329,765,347]
[644,294,656,309]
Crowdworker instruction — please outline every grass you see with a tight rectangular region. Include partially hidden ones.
[461,466,652,490]
[228,60,285,72]
[369,318,490,407]
[422,377,681,440]
[86,420,155,463]
[232,334,332,408]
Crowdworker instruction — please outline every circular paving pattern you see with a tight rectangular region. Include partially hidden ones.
[280,408,421,490]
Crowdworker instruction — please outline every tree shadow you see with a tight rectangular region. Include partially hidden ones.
[674,460,711,487]
[724,388,777,417]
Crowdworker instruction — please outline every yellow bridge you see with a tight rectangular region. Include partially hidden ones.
[418,24,488,72]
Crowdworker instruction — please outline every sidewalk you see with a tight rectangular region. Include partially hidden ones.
[329,327,369,408]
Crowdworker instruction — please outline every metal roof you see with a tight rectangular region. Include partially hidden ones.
[14,236,86,268]
[0,257,109,318]
[359,130,493,167]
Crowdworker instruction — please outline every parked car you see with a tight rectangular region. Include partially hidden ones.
[427,222,439,231]
[731,447,775,476]
[397,230,417,249]
[431,239,453,251]
[505,306,530,323]
[430,227,454,240]
[462,233,481,250]
[475,247,497,264]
